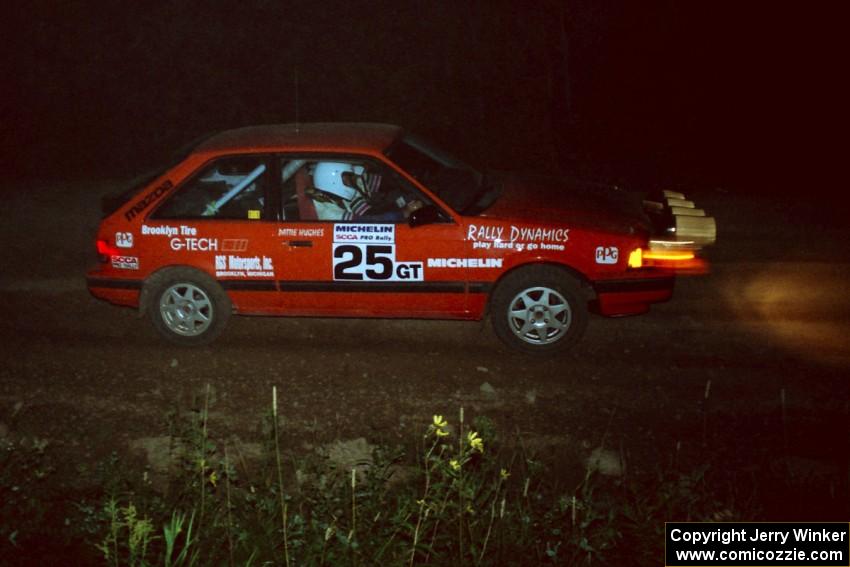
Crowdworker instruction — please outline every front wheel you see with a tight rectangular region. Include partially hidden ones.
[490,266,588,355]
[147,268,231,346]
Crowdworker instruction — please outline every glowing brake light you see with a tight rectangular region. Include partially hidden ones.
[96,239,120,261]
[627,248,643,268]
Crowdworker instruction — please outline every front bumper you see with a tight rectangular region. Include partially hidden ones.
[591,276,675,316]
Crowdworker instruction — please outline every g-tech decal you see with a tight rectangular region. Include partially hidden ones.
[170,238,217,251]
[215,255,274,278]
[595,246,619,264]
[125,180,173,221]
[221,239,249,252]
[111,255,139,270]
[427,258,504,269]
[333,244,423,281]
[141,224,221,252]
[115,232,133,248]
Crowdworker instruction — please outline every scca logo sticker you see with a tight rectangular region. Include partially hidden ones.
[111,256,139,270]
[595,246,619,264]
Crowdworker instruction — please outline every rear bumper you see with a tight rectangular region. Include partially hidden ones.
[86,274,142,307]
[591,276,674,316]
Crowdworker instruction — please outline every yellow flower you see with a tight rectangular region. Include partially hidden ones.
[450,459,461,471]
[432,414,450,437]
[500,468,510,480]
[467,431,484,453]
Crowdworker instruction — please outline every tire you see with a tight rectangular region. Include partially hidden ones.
[146,268,231,346]
[490,266,588,355]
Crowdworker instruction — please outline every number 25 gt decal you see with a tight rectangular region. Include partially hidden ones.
[333,244,423,281]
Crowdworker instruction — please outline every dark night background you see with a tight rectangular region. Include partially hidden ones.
[1,3,850,562]
[2,1,843,201]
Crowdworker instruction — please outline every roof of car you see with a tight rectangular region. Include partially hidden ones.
[194,123,403,156]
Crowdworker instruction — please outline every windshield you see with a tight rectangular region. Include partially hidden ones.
[385,133,497,214]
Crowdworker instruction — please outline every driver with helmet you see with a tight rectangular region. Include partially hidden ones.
[309,161,422,221]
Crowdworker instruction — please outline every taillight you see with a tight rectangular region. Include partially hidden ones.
[96,239,119,262]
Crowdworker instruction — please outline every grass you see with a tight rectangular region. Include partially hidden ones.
[80,388,753,565]
[0,383,841,565]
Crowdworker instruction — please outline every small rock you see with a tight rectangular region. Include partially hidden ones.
[385,464,419,488]
[476,366,489,373]
[479,382,497,399]
[586,448,624,477]
[295,468,310,486]
[524,389,537,405]
[130,436,180,475]
[321,438,376,476]
[170,358,178,368]
[781,456,839,482]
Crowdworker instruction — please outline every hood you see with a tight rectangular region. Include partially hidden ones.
[478,173,651,236]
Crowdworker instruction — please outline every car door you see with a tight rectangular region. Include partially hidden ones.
[272,157,470,317]
[147,153,284,314]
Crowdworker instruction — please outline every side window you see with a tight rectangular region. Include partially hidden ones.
[279,158,434,223]
[153,156,269,220]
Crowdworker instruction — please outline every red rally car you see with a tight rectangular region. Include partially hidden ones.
[87,123,716,354]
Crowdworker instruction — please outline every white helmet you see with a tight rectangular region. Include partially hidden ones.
[313,162,365,200]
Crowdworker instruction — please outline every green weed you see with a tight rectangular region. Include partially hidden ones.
[61,391,765,565]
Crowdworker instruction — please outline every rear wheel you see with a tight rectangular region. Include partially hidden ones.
[490,266,588,355]
[147,268,231,346]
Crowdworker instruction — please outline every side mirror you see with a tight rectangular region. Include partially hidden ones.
[408,204,443,228]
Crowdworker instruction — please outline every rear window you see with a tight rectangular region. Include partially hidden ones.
[101,133,213,217]
[152,156,270,220]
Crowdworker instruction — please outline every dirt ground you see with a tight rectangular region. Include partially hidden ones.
[1,181,849,560]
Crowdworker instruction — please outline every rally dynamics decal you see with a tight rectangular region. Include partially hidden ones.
[466,223,569,251]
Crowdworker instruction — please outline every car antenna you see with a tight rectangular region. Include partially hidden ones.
[294,68,300,134]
